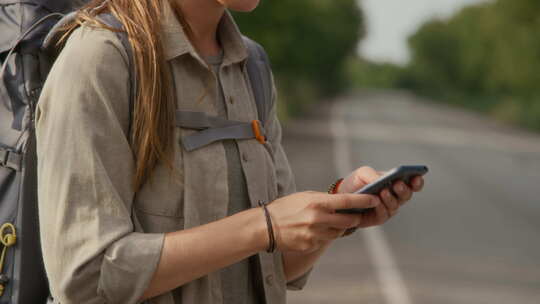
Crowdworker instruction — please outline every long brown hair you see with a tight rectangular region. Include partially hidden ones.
[60,0,191,191]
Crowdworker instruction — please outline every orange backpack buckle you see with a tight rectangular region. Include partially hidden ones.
[251,120,266,144]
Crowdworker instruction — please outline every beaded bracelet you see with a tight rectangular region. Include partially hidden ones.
[328,178,358,237]
[258,200,276,253]
[328,178,344,194]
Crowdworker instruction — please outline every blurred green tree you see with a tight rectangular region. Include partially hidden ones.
[402,0,540,130]
[233,0,364,116]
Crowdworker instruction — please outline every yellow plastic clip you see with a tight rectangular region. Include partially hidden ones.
[0,223,16,296]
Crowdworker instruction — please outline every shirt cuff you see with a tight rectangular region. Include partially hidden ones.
[98,232,165,303]
[286,266,313,291]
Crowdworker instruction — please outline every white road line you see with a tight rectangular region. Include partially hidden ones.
[330,101,413,304]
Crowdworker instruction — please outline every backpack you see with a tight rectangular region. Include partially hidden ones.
[0,1,273,303]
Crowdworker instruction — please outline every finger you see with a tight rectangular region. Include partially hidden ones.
[393,181,412,204]
[380,188,399,212]
[411,176,424,192]
[380,191,398,217]
[317,212,361,230]
[376,200,391,222]
[359,201,388,227]
[321,193,380,211]
[317,227,346,241]
[355,166,380,184]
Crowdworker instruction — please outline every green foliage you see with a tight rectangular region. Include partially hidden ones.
[233,0,364,116]
[401,0,540,131]
[345,57,406,89]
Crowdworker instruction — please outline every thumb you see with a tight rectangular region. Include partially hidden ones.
[321,193,380,211]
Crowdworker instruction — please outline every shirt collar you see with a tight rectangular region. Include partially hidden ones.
[160,2,248,66]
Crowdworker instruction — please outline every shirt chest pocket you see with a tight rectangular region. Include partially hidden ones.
[134,199,185,234]
[133,157,185,233]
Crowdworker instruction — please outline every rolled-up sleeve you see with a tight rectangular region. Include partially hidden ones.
[264,74,313,291]
[36,26,164,303]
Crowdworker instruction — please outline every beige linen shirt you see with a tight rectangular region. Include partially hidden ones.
[36,3,310,304]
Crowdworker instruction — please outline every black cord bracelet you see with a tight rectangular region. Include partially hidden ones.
[258,200,276,253]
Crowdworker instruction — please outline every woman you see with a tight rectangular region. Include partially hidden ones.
[36,0,424,303]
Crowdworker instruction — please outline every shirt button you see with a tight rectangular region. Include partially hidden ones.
[228,96,235,104]
[242,153,249,162]
[265,274,274,286]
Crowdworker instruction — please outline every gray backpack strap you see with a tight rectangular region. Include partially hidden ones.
[0,148,23,171]
[176,111,266,151]
[43,12,78,50]
[242,36,273,125]
[178,37,273,152]
[95,13,137,139]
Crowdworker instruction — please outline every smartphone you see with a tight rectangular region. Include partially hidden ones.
[336,165,428,214]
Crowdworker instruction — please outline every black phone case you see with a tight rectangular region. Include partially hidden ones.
[336,165,428,214]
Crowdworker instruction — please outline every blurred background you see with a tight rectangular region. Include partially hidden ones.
[236,0,540,303]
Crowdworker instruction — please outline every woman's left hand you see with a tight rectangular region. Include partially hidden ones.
[337,166,424,228]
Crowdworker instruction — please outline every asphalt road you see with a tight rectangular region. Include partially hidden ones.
[282,90,540,304]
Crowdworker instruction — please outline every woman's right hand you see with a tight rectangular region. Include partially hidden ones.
[266,191,380,253]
